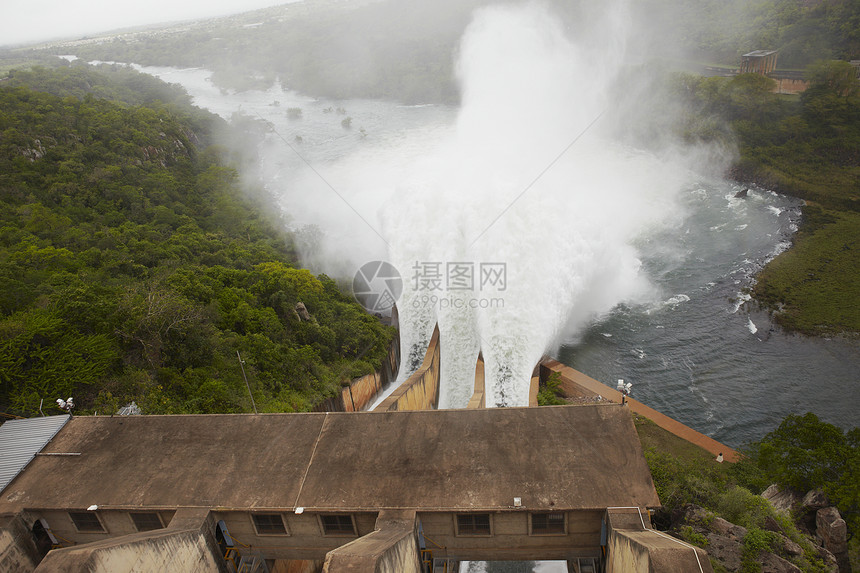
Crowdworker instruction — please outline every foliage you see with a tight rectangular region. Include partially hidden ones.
[636,413,833,572]
[0,65,395,416]
[753,207,860,335]
[643,445,730,510]
[741,526,778,572]
[536,371,566,406]
[679,525,709,548]
[744,413,860,533]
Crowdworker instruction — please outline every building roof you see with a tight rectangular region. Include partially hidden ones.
[0,415,69,495]
[0,406,659,513]
[742,50,778,58]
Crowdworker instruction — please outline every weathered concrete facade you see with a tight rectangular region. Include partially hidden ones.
[0,513,41,573]
[604,508,712,573]
[375,325,440,412]
[32,509,226,573]
[0,405,661,571]
[322,511,422,573]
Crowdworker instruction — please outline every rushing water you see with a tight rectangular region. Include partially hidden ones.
[114,61,860,450]
[556,182,860,447]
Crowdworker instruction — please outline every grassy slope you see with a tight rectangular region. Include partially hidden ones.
[634,412,852,571]
[754,206,860,336]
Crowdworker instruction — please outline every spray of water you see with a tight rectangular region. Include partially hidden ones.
[380,2,701,407]
[280,1,718,407]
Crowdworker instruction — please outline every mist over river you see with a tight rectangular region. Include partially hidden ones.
[120,61,860,448]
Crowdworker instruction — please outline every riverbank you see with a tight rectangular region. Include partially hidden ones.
[730,160,860,338]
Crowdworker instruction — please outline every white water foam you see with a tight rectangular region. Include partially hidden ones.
[378,2,702,406]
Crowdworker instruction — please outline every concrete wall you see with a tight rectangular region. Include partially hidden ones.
[418,510,603,562]
[466,353,485,409]
[210,511,379,561]
[375,325,439,412]
[272,559,324,573]
[24,508,176,550]
[0,513,40,573]
[33,508,226,573]
[774,77,809,94]
[540,359,738,462]
[322,511,422,573]
[604,508,712,573]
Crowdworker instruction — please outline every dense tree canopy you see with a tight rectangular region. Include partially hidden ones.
[741,413,860,534]
[0,65,394,417]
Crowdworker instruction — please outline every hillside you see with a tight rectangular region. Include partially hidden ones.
[0,64,395,417]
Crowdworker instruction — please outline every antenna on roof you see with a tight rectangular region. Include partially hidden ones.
[238,351,258,415]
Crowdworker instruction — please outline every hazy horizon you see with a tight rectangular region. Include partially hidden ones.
[0,0,300,48]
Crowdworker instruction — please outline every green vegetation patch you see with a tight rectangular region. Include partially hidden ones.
[673,60,860,336]
[635,412,854,571]
[0,65,395,417]
[754,206,860,336]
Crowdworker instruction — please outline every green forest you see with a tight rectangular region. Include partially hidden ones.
[0,64,395,417]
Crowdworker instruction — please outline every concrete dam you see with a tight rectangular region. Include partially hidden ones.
[0,307,736,573]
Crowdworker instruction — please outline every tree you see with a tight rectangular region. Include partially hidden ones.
[805,60,860,97]
[753,412,849,492]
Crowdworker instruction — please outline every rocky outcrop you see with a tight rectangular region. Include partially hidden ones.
[817,507,851,573]
[762,484,801,515]
[760,552,802,573]
[759,486,851,573]
[294,302,313,322]
[672,502,846,573]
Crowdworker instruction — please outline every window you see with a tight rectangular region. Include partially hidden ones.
[320,514,356,536]
[456,514,491,536]
[252,513,287,535]
[531,512,566,535]
[130,512,163,532]
[69,512,105,533]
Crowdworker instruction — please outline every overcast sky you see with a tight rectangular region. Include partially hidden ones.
[0,0,298,47]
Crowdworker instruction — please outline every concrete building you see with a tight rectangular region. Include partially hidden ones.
[0,404,710,572]
[740,50,779,74]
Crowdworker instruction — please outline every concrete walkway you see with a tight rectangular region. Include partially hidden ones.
[541,359,739,463]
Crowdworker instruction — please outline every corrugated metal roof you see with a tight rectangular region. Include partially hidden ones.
[0,415,70,494]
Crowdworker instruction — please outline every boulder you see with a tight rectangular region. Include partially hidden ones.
[816,546,840,573]
[704,531,742,571]
[764,515,785,534]
[803,489,830,511]
[777,534,803,557]
[762,484,801,515]
[295,302,313,322]
[711,516,748,540]
[816,507,848,554]
[760,552,802,573]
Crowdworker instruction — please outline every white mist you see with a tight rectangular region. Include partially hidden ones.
[380,1,693,406]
